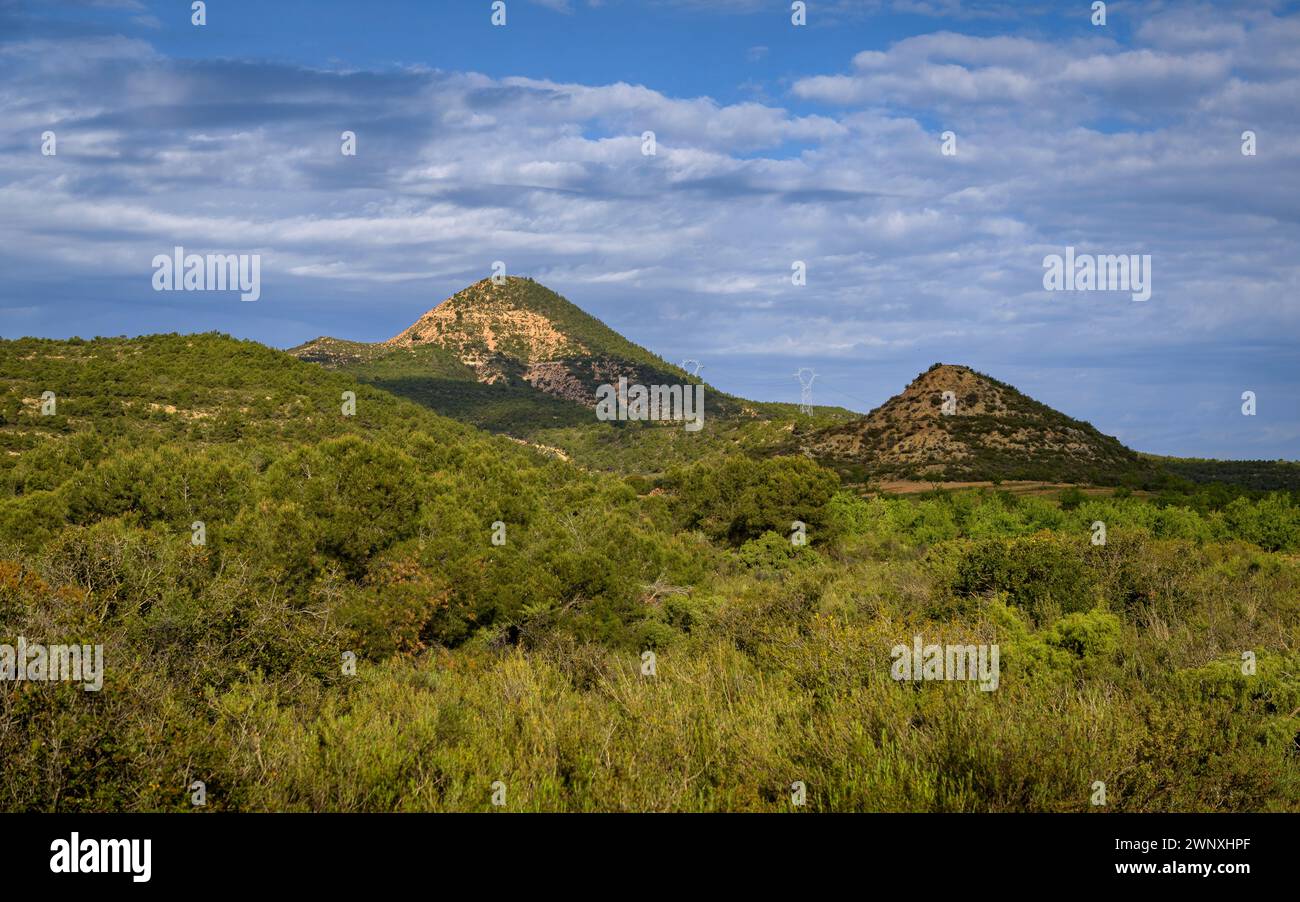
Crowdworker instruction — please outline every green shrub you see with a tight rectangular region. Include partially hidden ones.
[1045,607,1122,661]
[1058,487,1086,511]
[952,534,1094,622]
[737,531,821,573]
[666,455,839,546]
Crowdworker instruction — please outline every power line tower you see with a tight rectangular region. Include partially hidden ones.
[794,368,817,415]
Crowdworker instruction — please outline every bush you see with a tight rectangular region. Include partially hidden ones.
[1221,494,1300,551]
[952,534,1095,622]
[1045,607,1122,661]
[1058,487,1086,511]
[737,531,820,573]
[666,455,839,546]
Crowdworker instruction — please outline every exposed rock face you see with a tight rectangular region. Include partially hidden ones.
[288,277,728,422]
[528,360,603,405]
[382,277,681,408]
[387,284,582,362]
[808,363,1149,482]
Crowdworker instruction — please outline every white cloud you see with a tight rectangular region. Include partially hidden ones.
[2,3,1298,454]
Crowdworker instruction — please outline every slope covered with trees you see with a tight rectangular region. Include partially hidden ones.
[2,334,1299,812]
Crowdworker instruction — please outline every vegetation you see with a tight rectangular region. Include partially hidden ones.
[2,334,1297,812]
[291,277,859,475]
[809,363,1163,485]
[1152,455,1300,492]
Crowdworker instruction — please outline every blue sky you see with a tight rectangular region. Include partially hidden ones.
[2,0,1299,458]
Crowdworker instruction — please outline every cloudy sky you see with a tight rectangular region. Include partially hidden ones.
[2,0,1298,458]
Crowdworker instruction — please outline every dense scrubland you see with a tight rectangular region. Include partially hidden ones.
[2,334,1298,811]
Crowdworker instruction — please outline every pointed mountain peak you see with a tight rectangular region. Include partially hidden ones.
[386,277,589,363]
[809,363,1152,484]
[890,363,1024,419]
[380,277,691,406]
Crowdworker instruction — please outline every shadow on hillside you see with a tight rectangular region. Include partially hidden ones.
[364,376,593,434]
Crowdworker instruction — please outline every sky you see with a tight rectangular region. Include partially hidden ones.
[1,0,1298,459]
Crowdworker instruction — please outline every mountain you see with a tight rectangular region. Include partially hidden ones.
[287,278,860,472]
[805,363,1157,485]
[295,277,693,409]
[291,282,1255,487]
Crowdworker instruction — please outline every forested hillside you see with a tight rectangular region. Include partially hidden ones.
[2,334,1299,812]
